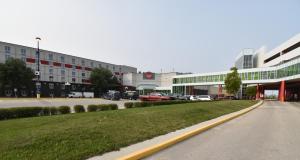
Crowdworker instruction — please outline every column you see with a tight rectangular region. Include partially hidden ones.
[256,84,260,100]
[279,81,285,102]
[218,84,222,98]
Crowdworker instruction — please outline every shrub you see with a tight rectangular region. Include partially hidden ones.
[109,104,118,110]
[49,107,59,115]
[42,107,51,116]
[97,104,110,111]
[124,102,134,108]
[87,104,98,112]
[0,107,43,120]
[74,105,85,113]
[134,101,153,108]
[58,106,71,114]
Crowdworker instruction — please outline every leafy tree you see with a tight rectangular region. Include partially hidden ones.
[246,86,256,99]
[224,67,242,96]
[90,68,120,95]
[0,58,34,92]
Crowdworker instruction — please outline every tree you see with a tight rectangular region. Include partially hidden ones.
[90,68,120,95]
[0,58,35,93]
[246,86,256,99]
[224,67,242,96]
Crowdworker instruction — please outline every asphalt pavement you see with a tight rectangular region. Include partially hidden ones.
[145,101,300,160]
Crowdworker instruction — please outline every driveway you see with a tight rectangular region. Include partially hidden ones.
[145,101,300,160]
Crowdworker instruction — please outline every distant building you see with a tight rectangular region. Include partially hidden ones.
[123,72,187,95]
[0,41,137,97]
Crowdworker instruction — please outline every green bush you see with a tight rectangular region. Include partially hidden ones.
[87,105,98,112]
[74,105,85,113]
[58,106,71,114]
[42,107,51,116]
[97,104,110,111]
[124,102,134,108]
[109,104,118,110]
[49,107,59,115]
[0,107,44,120]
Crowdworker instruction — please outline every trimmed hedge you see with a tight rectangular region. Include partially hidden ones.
[97,104,118,111]
[87,105,98,112]
[58,106,71,114]
[74,105,85,113]
[124,102,134,108]
[0,107,43,120]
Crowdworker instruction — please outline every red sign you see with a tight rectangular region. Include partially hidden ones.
[143,72,155,80]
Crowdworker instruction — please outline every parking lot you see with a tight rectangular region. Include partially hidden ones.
[0,98,139,110]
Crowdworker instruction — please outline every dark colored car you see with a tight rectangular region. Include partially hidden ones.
[103,91,121,100]
[123,91,139,100]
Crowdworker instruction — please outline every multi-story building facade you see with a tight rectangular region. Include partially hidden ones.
[0,41,137,97]
[172,33,300,101]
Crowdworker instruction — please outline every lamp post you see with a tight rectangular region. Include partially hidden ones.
[35,37,41,99]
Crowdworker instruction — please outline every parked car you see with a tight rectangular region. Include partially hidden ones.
[197,95,212,101]
[139,92,171,101]
[103,90,121,100]
[190,95,198,101]
[167,93,181,100]
[68,92,94,98]
[178,95,191,100]
[123,91,139,100]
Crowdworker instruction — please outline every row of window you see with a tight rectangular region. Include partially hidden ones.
[3,46,122,71]
[173,63,300,84]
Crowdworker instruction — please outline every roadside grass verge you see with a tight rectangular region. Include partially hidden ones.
[0,100,257,160]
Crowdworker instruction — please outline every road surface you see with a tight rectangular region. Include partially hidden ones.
[145,101,300,160]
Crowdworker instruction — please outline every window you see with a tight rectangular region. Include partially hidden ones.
[82,72,85,77]
[72,71,76,77]
[72,58,75,64]
[98,64,102,68]
[4,46,10,53]
[49,76,54,82]
[61,70,65,75]
[49,83,54,89]
[91,62,94,67]
[21,49,26,56]
[81,60,85,66]
[113,66,115,70]
[49,69,53,75]
[49,54,53,61]
[61,77,65,82]
[60,56,65,63]
[106,65,109,69]
[119,67,122,71]
[21,49,26,62]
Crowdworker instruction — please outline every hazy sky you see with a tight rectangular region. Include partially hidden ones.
[0,0,299,73]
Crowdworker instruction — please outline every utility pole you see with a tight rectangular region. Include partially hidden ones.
[35,37,41,99]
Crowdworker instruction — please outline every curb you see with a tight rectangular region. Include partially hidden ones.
[117,100,264,160]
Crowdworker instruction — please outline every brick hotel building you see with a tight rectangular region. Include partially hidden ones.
[0,41,137,97]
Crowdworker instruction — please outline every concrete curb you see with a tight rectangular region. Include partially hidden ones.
[117,100,264,160]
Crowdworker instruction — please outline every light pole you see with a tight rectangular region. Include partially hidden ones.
[36,37,41,99]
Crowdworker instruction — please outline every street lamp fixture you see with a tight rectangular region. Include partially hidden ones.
[35,37,41,99]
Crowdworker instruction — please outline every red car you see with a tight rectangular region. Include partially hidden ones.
[139,93,171,101]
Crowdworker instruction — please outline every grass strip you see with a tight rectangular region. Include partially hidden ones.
[0,100,257,160]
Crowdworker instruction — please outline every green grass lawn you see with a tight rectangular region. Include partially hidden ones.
[0,100,257,160]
